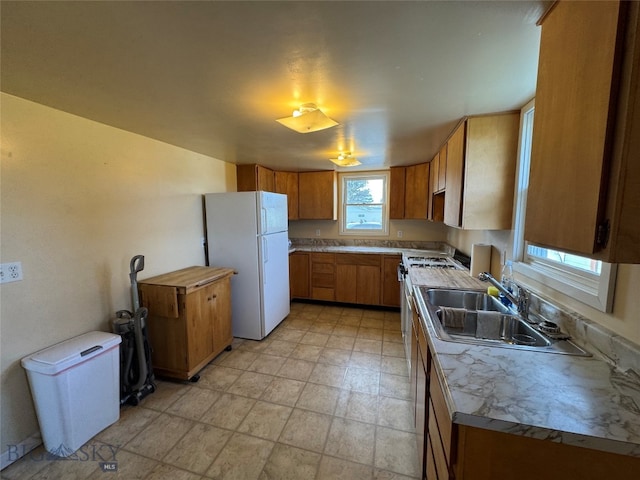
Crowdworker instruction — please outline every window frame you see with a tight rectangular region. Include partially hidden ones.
[512,99,617,313]
[339,171,390,236]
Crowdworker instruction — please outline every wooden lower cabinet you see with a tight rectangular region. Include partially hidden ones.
[382,255,401,307]
[310,253,336,301]
[138,266,234,381]
[289,252,401,308]
[289,252,310,299]
[335,253,381,305]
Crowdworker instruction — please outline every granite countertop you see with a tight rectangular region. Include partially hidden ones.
[411,272,640,458]
[290,244,449,257]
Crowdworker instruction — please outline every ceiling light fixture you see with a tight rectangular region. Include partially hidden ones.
[276,103,339,133]
[329,151,361,167]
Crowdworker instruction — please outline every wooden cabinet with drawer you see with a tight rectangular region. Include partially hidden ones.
[138,266,234,381]
[310,252,335,301]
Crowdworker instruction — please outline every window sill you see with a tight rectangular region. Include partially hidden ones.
[513,260,617,313]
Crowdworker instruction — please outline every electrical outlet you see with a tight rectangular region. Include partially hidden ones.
[0,262,23,284]
[397,230,403,238]
[315,229,321,236]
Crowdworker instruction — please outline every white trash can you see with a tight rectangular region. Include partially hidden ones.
[21,331,122,457]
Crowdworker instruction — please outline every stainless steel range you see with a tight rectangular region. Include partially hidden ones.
[398,253,464,374]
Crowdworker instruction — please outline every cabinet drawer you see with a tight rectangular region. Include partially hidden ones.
[312,273,335,288]
[430,367,453,462]
[310,253,335,264]
[428,402,451,480]
[312,287,334,301]
[336,253,382,266]
[312,262,335,274]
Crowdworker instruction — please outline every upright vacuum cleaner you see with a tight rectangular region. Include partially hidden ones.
[112,255,156,406]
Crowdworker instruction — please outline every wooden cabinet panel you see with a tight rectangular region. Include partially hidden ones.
[382,255,401,307]
[298,171,337,219]
[525,0,640,262]
[405,163,430,219]
[139,284,178,318]
[210,276,232,355]
[289,252,310,299]
[236,164,274,192]
[444,113,518,230]
[186,284,215,369]
[274,171,299,220]
[389,166,406,219]
[336,264,358,303]
[335,254,382,305]
[444,120,466,227]
[438,143,447,192]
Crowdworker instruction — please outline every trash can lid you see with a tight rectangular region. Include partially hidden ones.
[21,331,121,375]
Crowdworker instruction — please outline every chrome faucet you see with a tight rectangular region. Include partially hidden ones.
[478,272,530,319]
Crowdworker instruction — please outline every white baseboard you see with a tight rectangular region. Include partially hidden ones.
[1,431,42,470]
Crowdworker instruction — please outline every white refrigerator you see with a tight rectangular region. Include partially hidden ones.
[204,191,290,340]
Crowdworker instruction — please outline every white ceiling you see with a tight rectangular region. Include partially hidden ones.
[1,1,546,172]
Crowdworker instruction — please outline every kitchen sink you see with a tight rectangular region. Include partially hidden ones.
[416,287,590,356]
[423,288,511,314]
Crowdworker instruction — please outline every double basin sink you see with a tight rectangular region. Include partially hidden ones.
[416,287,590,356]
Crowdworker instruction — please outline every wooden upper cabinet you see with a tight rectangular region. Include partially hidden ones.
[236,164,275,192]
[525,0,640,262]
[405,162,430,219]
[298,171,337,220]
[389,166,406,219]
[444,113,519,230]
[274,171,299,220]
[438,143,447,192]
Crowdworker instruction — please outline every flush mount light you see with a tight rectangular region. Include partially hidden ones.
[276,103,339,133]
[329,151,361,167]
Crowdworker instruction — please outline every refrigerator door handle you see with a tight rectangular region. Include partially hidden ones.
[261,207,268,234]
[263,237,268,263]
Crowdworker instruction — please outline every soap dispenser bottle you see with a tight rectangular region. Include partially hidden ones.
[500,260,514,307]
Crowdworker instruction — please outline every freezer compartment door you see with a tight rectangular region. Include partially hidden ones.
[257,192,288,235]
[259,231,290,337]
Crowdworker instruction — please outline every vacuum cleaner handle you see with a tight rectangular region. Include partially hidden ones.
[130,255,145,275]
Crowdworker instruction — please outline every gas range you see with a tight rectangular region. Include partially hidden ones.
[403,255,464,270]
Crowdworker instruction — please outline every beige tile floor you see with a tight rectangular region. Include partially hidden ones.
[3,302,420,480]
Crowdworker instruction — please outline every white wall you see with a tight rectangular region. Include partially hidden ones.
[0,94,236,463]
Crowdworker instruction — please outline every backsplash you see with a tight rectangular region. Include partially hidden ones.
[290,237,454,253]
[529,292,640,378]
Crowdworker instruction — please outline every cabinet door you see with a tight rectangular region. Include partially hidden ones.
[211,276,232,355]
[356,265,381,305]
[257,165,275,192]
[274,171,299,220]
[389,166,406,219]
[429,154,439,221]
[526,0,623,255]
[382,255,401,307]
[186,284,215,369]
[444,121,465,227]
[289,252,310,299]
[298,171,337,220]
[405,163,430,219]
[438,143,447,192]
[335,264,358,303]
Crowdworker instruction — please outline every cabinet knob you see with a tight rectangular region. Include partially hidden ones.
[208,295,217,301]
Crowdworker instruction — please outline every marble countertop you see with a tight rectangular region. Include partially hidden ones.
[412,277,640,458]
[290,244,449,257]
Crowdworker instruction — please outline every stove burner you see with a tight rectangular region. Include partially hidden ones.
[412,264,457,269]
